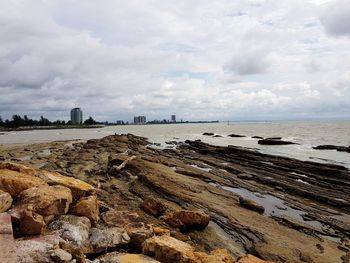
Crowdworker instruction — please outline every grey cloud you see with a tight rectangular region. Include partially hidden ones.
[321,0,350,37]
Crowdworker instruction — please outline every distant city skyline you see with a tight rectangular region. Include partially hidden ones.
[0,1,349,121]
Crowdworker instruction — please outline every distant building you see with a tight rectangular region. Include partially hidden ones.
[171,114,176,123]
[70,108,83,124]
[116,120,124,125]
[134,116,146,124]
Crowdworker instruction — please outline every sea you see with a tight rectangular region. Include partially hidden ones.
[1,120,349,169]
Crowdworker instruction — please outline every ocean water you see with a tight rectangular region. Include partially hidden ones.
[1,120,349,168]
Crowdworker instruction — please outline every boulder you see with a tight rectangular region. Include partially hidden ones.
[17,185,72,218]
[239,197,265,214]
[18,207,46,235]
[0,190,12,212]
[96,252,160,263]
[50,248,73,263]
[0,165,47,197]
[258,139,296,145]
[238,255,273,263]
[152,226,170,236]
[102,210,154,249]
[89,227,130,253]
[164,210,210,230]
[15,235,63,263]
[142,235,196,263]
[48,215,91,247]
[37,170,95,199]
[142,235,236,263]
[140,198,166,217]
[70,195,100,225]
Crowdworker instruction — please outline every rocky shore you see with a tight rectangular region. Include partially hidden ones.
[0,134,349,263]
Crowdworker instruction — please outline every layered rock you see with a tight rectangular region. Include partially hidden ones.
[0,190,12,212]
[140,198,166,217]
[102,210,154,249]
[238,255,274,263]
[164,210,210,230]
[17,185,72,219]
[238,197,265,214]
[70,195,100,225]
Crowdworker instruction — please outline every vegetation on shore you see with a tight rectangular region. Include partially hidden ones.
[0,114,102,130]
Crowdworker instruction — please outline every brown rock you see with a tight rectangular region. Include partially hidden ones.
[238,255,274,263]
[153,226,170,236]
[140,198,167,217]
[70,195,99,225]
[0,165,47,197]
[37,170,95,199]
[50,248,73,263]
[97,252,161,263]
[17,185,72,218]
[18,208,46,235]
[194,249,237,263]
[102,210,154,249]
[238,197,265,214]
[0,190,12,212]
[164,210,210,230]
[0,213,16,263]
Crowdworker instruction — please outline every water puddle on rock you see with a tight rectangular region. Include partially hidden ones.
[190,164,212,172]
[209,183,339,241]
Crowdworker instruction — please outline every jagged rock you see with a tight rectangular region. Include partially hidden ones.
[102,210,153,249]
[153,226,170,236]
[228,134,246,138]
[50,248,73,263]
[0,190,12,212]
[37,170,95,199]
[70,195,99,225]
[258,139,296,145]
[17,185,72,218]
[89,227,130,253]
[239,197,265,214]
[15,235,63,263]
[48,215,91,247]
[140,198,166,217]
[18,207,46,235]
[142,235,236,263]
[164,210,210,230]
[238,255,273,263]
[0,163,47,196]
[96,252,160,263]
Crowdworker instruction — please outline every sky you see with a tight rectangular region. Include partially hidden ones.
[0,0,349,122]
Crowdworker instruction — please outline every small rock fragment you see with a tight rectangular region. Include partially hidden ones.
[140,198,166,217]
[164,210,210,230]
[50,248,73,263]
[89,227,130,253]
[0,190,12,212]
[239,197,265,214]
[70,195,99,225]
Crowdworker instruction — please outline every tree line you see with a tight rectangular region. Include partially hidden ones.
[0,115,97,128]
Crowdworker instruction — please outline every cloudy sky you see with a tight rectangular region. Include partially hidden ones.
[0,0,349,122]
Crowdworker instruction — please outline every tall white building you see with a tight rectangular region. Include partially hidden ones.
[70,108,83,124]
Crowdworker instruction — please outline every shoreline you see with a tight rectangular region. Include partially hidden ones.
[0,124,105,132]
[0,134,349,262]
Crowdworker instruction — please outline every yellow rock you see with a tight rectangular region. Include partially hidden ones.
[70,195,99,225]
[0,167,47,197]
[0,190,13,212]
[97,252,160,262]
[152,226,170,236]
[37,170,94,199]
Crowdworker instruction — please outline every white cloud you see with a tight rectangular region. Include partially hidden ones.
[0,0,349,121]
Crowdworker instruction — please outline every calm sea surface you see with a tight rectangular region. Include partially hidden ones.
[1,121,349,168]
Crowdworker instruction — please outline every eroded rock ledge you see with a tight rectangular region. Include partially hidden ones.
[0,134,349,263]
